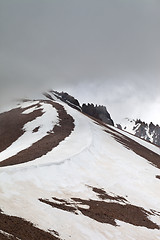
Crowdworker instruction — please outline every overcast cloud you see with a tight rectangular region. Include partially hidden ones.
[0,0,160,123]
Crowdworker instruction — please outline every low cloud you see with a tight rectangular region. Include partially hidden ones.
[0,0,160,124]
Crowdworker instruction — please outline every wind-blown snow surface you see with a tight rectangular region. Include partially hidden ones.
[0,98,160,240]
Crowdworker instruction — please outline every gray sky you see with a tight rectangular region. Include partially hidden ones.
[0,0,160,124]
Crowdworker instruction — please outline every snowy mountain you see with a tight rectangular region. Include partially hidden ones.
[0,92,160,240]
[117,118,160,147]
[45,90,114,126]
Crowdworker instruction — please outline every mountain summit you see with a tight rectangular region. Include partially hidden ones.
[45,90,114,126]
[0,92,160,240]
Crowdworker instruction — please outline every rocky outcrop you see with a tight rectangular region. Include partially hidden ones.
[47,90,114,126]
[50,90,81,111]
[117,118,160,147]
[82,103,114,126]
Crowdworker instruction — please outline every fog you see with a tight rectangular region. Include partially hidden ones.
[0,0,160,124]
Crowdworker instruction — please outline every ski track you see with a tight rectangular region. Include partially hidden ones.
[0,99,160,240]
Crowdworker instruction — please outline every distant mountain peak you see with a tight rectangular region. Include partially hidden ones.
[117,118,160,147]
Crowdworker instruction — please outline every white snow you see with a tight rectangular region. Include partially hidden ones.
[19,100,40,109]
[0,230,21,240]
[119,118,137,134]
[118,117,160,149]
[22,105,40,114]
[0,102,59,162]
[109,125,160,155]
[0,99,160,240]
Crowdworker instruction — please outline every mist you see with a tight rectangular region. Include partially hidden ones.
[0,0,160,124]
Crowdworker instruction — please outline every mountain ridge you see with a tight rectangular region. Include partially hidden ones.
[0,92,160,240]
[117,118,160,147]
[45,90,160,147]
[44,90,114,126]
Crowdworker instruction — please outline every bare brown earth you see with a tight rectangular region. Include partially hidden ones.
[1,99,159,237]
[90,186,127,202]
[0,209,60,240]
[0,100,74,167]
[32,126,40,132]
[88,116,160,169]
[0,103,43,153]
[0,232,17,240]
[0,232,14,240]
[156,175,160,179]
[39,186,159,230]
[105,126,160,169]
[45,94,160,168]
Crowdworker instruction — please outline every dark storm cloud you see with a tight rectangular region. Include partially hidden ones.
[0,0,160,122]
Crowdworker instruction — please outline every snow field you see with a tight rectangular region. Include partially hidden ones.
[0,99,160,240]
[0,101,59,163]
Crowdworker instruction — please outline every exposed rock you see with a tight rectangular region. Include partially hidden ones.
[117,118,160,147]
[82,103,114,126]
[50,90,81,111]
[46,90,114,126]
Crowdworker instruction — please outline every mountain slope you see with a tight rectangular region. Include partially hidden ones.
[0,95,160,240]
[117,118,160,147]
[46,90,114,125]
